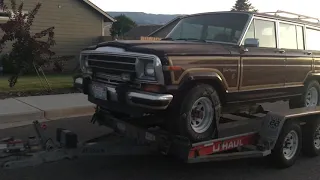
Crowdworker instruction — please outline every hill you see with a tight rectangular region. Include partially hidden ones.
[107,12,182,25]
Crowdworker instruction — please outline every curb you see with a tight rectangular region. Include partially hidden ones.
[0,98,44,124]
[0,111,44,124]
[0,105,95,129]
[44,104,96,120]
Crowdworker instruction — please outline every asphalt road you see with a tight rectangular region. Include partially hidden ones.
[1,102,320,180]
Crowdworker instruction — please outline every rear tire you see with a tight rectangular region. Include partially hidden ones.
[289,80,320,109]
[302,118,320,157]
[176,84,221,142]
[270,121,302,169]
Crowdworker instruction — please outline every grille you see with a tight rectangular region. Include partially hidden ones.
[87,54,136,76]
[93,72,125,85]
[86,54,138,85]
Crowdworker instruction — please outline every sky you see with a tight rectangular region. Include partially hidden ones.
[90,0,320,18]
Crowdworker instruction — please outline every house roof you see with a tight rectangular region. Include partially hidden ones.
[125,25,163,37]
[82,0,115,22]
[148,16,183,36]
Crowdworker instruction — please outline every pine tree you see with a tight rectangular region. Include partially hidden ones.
[231,0,258,12]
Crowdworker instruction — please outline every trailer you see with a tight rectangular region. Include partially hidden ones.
[2,105,320,170]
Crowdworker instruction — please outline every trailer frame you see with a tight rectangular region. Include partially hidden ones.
[2,105,320,169]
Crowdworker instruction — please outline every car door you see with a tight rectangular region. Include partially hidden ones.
[238,18,286,101]
[278,23,313,96]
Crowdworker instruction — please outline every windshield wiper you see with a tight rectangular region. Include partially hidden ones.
[175,38,207,42]
[161,37,173,41]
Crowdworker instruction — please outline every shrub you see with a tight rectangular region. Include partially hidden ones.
[0,0,57,87]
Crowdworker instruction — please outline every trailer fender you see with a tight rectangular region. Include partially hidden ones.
[258,112,290,150]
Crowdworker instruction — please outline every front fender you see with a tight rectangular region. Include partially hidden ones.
[178,69,229,91]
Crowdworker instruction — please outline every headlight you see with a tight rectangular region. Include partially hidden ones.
[80,55,91,74]
[144,63,155,76]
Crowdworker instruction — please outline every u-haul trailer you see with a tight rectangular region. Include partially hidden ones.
[1,106,320,169]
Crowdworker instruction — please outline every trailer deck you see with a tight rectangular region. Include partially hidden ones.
[1,105,320,169]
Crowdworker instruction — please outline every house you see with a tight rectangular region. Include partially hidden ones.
[124,24,162,40]
[0,0,115,70]
[148,16,183,38]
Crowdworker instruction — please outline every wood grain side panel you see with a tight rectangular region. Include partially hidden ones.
[314,58,320,72]
[285,58,312,85]
[241,57,285,89]
[168,56,240,91]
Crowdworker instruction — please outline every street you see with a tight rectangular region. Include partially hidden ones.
[1,103,320,180]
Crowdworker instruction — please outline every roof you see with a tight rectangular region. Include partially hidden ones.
[125,25,163,37]
[253,11,320,27]
[174,11,320,28]
[81,0,115,22]
[148,16,184,36]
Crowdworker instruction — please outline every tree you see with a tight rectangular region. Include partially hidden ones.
[231,0,258,12]
[110,14,137,38]
[0,0,57,87]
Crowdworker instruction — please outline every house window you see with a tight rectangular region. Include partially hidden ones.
[0,9,29,22]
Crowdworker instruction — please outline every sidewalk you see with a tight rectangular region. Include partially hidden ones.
[0,93,95,129]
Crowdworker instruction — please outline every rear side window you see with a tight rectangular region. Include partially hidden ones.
[306,28,320,51]
[279,23,304,50]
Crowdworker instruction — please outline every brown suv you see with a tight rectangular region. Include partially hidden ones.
[80,11,320,142]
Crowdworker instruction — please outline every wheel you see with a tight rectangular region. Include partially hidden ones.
[289,80,320,109]
[302,118,320,157]
[270,121,302,168]
[176,84,221,142]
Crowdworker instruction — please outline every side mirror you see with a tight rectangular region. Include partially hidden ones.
[244,38,259,47]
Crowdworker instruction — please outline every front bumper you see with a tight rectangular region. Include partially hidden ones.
[99,86,173,110]
[83,79,173,111]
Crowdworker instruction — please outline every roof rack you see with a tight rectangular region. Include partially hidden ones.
[261,10,320,23]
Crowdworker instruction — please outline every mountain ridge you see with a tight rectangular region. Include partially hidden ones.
[107,11,184,25]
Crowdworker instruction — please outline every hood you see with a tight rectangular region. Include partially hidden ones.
[84,40,231,56]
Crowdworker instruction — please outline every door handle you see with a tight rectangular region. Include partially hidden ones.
[277,49,285,53]
[305,52,312,55]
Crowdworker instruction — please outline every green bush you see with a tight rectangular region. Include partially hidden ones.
[0,0,56,87]
[0,54,38,75]
[0,54,12,74]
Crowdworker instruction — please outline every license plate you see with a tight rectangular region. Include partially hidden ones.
[91,83,107,100]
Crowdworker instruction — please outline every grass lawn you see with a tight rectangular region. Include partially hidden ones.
[0,74,74,92]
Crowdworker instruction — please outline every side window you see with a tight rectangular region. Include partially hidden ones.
[306,28,320,51]
[254,19,276,48]
[243,21,255,41]
[296,26,304,50]
[279,23,297,49]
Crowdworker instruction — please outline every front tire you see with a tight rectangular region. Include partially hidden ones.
[289,80,320,109]
[177,84,221,142]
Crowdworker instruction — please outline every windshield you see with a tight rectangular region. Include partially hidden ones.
[166,13,250,44]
